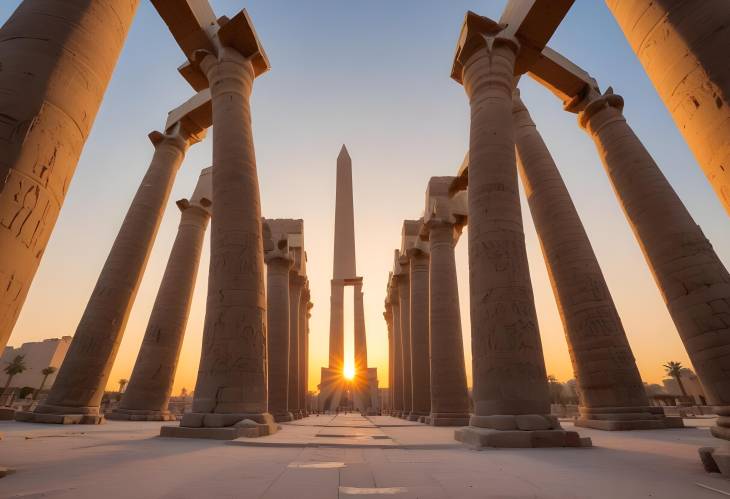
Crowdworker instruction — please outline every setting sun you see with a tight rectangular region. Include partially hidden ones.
[343,362,355,380]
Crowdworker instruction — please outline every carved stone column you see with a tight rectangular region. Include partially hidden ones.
[289,274,304,419]
[175,47,275,437]
[605,0,730,216]
[452,27,588,448]
[389,278,403,416]
[396,259,412,418]
[22,126,201,424]
[264,246,293,423]
[384,303,394,414]
[299,285,310,416]
[514,92,681,430]
[110,170,212,421]
[407,241,431,421]
[0,1,140,354]
[573,88,730,464]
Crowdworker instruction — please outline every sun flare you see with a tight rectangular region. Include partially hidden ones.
[343,362,355,380]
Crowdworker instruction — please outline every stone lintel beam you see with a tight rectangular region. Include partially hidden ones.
[527,46,600,110]
[400,220,421,260]
[451,1,574,84]
[421,177,468,241]
[176,166,212,215]
[164,89,212,139]
[152,1,270,90]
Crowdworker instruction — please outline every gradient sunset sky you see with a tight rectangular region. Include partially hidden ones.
[3,1,728,394]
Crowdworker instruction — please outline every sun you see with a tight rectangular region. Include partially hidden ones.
[343,362,355,380]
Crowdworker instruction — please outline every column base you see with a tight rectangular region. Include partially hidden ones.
[107,409,178,421]
[407,411,428,422]
[456,414,592,449]
[429,412,471,427]
[160,412,279,440]
[15,411,104,425]
[273,412,294,422]
[0,407,16,420]
[575,406,684,431]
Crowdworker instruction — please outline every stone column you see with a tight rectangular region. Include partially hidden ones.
[572,88,730,454]
[289,274,304,419]
[514,92,681,430]
[0,1,140,354]
[264,247,293,423]
[425,218,470,426]
[176,47,275,437]
[384,304,394,414]
[305,300,313,414]
[389,280,403,416]
[299,285,309,416]
[329,280,345,371]
[396,263,412,418]
[407,242,431,421]
[22,125,200,424]
[354,281,369,411]
[453,30,587,448]
[110,174,211,421]
[605,0,730,216]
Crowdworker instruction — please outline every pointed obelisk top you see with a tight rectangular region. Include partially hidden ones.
[333,145,357,279]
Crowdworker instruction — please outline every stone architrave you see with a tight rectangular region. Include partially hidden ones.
[407,227,431,421]
[396,253,413,419]
[262,222,293,423]
[0,1,140,354]
[513,92,682,430]
[110,168,212,422]
[450,11,589,448]
[152,4,277,439]
[388,274,403,417]
[605,0,730,216]
[18,94,210,425]
[422,177,470,427]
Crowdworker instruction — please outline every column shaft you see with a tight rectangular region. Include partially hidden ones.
[0,0,140,353]
[605,0,730,215]
[288,277,303,417]
[298,290,307,415]
[463,41,550,420]
[113,205,209,420]
[188,50,269,422]
[397,272,412,415]
[265,256,292,422]
[391,297,403,413]
[409,251,431,418]
[36,131,190,418]
[427,221,470,425]
[329,281,345,370]
[578,91,730,436]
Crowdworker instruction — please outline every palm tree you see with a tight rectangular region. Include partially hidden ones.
[32,366,57,401]
[2,354,27,405]
[118,378,128,393]
[663,361,687,397]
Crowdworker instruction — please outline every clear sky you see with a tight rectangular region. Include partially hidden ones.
[3,1,728,394]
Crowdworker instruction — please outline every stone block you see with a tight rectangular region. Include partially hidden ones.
[515,415,552,431]
[203,413,244,427]
[699,447,720,473]
[712,448,730,477]
[0,407,15,420]
[711,425,730,441]
[180,412,204,427]
[470,414,517,430]
[14,411,103,425]
[531,430,566,448]
[160,425,240,440]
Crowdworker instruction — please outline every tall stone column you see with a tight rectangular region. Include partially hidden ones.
[110,170,212,422]
[407,241,431,421]
[263,245,293,423]
[22,125,201,424]
[353,281,370,412]
[299,285,309,416]
[389,279,403,416]
[514,92,681,430]
[572,88,730,451]
[329,281,345,371]
[452,28,587,448]
[384,303,394,414]
[305,300,313,414]
[396,260,412,418]
[605,0,730,216]
[0,0,140,354]
[425,218,470,426]
[176,47,276,437]
[289,274,304,419]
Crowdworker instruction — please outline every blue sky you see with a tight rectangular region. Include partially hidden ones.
[4,1,728,390]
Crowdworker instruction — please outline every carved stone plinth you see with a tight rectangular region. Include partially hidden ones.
[15,410,103,425]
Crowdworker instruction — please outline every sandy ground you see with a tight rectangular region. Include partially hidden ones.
[0,414,728,498]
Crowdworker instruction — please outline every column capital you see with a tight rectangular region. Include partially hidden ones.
[148,121,204,153]
[289,271,307,288]
[572,88,625,131]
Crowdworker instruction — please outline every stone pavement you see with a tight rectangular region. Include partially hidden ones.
[1,415,729,498]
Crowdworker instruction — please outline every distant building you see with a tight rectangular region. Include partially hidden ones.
[662,368,707,405]
[0,336,72,390]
